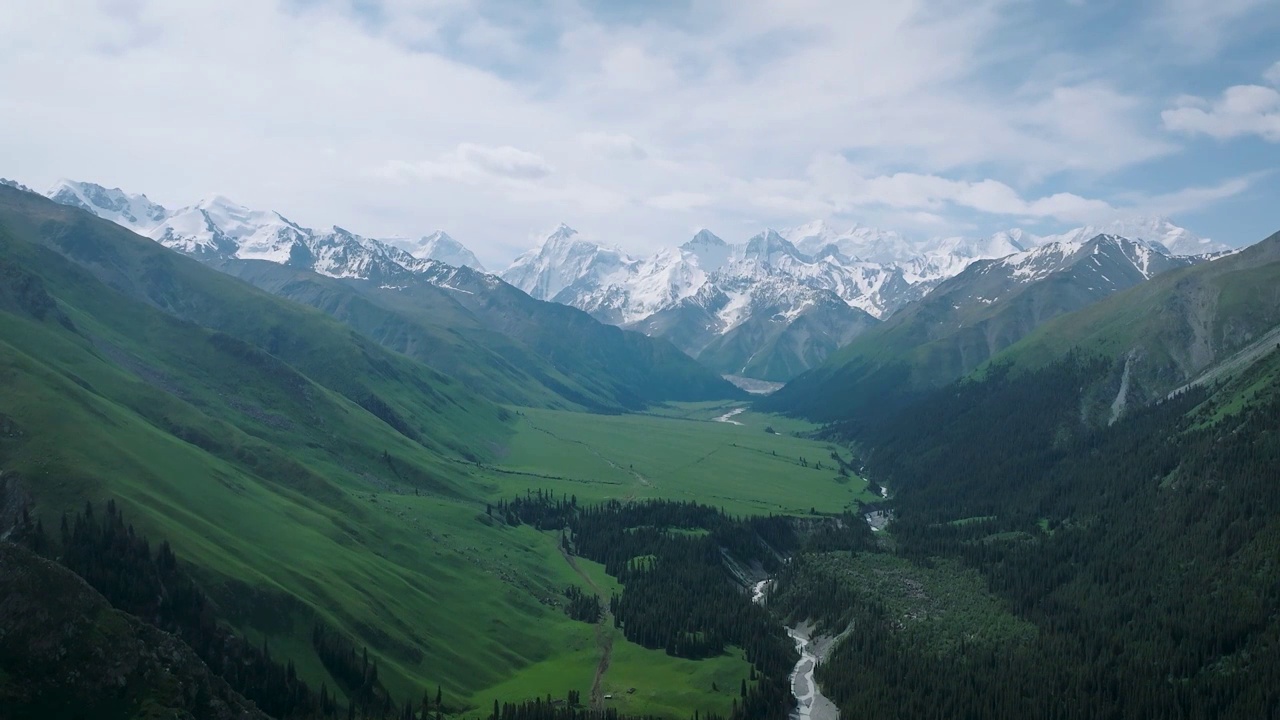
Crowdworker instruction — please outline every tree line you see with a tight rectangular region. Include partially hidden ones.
[782,352,1280,718]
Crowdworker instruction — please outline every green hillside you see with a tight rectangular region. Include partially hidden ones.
[216,258,743,414]
[987,230,1280,409]
[780,341,1280,717]
[0,185,865,716]
[763,235,1199,422]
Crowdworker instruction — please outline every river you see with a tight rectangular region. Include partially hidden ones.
[751,580,841,720]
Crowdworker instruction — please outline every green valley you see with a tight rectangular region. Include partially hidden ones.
[0,179,879,720]
[477,404,878,516]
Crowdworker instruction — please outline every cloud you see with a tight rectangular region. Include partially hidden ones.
[1162,83,1280,142]
[0,0,1265,265]
[1131,175,1259,216]
[646,192,712,211]
[456,143,553,180]
[1265,61,1280,87]
[381,144,553,183]
[1151,0,1274,58]
[580,132,648,160]
[801,155,1116,223]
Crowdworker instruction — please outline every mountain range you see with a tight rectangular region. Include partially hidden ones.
[501,216,1227,382]
[39,179,740,411]
[38,179,1231,387]
[762,232,1207,419]
[5,173,1280,720]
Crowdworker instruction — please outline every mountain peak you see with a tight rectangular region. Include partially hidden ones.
[387,230,486,270]
[741,229,805,263]
[1036,216,1226,257]
[684,229,726,248]
[1,178,34,194]
[46,179,169,232]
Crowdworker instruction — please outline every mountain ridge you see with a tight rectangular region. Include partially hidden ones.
[501,215,1223,382]
[762,232,1205,420]
[39,180,740,411]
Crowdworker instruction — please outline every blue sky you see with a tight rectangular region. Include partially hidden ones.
[3,0,1278,265]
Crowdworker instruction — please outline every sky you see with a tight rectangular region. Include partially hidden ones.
[2,0,1278,268]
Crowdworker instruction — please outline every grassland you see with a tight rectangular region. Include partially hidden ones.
[0,188,879,717]
[474,404,876,517]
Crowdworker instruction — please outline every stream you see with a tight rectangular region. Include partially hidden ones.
[751,580,841,720]
[713,407,746,425]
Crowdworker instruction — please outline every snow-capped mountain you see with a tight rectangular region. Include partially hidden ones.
[25,179,740,411]
[501,224,639,312]
[385,230,486,271]
[945,234,1196,312]
[1034,217,1228,257]
[501,216,1215,382]
[150,196,311,260]
[42,181,484,283]
[43,179,1218,385]
[47,179,169,232]
[1,178,34,193]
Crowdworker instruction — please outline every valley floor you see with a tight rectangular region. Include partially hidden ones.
[459,402,880,715]
[478,402,871,517]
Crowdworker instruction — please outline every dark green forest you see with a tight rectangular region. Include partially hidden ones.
[769,352,1280,719]
[11,494,877,720]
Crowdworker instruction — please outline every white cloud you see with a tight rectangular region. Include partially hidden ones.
[458,144,554,180]
[580,132,648,160]
[1265,61,1280,87]
[1163,85,1280,142]
[646,192,712,211]
[0,0,1261,265]
[800,154,1117,224]
[1130,175,1259,216]
[384,144,554,183]
[1152,0,1274,58]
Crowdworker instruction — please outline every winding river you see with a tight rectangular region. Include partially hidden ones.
[751,580,840,720]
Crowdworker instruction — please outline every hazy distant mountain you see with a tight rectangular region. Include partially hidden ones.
[385,230,486,271]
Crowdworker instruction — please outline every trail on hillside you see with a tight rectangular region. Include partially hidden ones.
[560,546,615,710]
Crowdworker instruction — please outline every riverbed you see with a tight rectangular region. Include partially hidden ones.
[713,407,746,425]
[750,580,841,720]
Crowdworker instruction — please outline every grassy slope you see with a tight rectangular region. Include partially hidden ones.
[216,260,618,411]
[0,187,869,716]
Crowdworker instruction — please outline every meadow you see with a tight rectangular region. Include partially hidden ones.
[476,403,876,517]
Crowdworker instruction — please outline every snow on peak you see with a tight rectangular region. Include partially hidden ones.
[542,223,579,244]
[680,229,731,271]
[502,225,635,302]
[739,229,806,263]
[685,229,727,247]
[386,230,485,271]
[783,220,841,250]
[1034,217,1224,257]
[1,178,34,194]
[46,179,169,232]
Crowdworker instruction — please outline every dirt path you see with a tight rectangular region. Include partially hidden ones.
[560,547,615,710]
